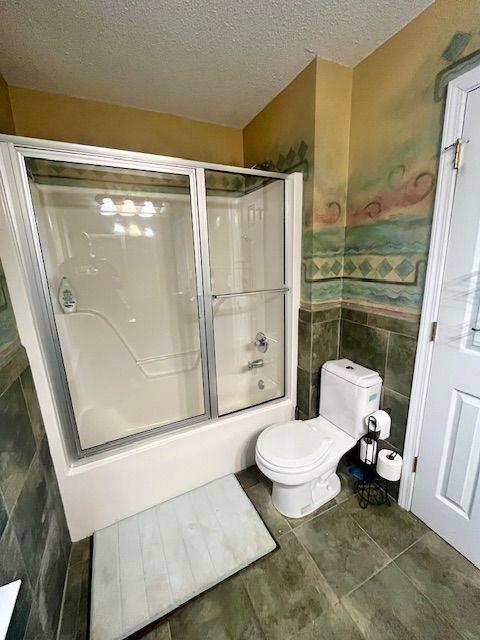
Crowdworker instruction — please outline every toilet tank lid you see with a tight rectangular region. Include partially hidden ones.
[322,359,381,388]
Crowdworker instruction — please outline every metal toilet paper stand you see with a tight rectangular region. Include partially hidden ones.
[355,415,391,509]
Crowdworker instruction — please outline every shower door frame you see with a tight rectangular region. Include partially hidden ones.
[1,141,215,456]
[0,135,300,461]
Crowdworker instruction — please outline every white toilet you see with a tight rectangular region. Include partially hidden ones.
[255,359,382,518]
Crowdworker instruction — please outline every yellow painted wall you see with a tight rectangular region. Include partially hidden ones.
[310,59,352,306]
[313,60,352,224]
[8,86,243,166]
[0,73,15,134]
[345,0,480,315]
[243,58,353,307]
[243,60,316,174]
[243,60,317,305]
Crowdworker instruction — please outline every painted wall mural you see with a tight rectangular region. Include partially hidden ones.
[247,5,480,316]
[343,11,480,318]
[342,161,435,316]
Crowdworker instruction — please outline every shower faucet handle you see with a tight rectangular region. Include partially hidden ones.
[254,332,277,352]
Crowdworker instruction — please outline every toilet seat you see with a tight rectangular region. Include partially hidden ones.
[256,449,326,477]
[256,420,334,471]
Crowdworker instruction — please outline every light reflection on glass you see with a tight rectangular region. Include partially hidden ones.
[100,197,117,215]
[140,201,155,217]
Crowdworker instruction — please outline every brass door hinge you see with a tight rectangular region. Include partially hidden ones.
[454,138,463,169]
[430,321,438,342]
[444,138,464,170]
[412,456,418,473]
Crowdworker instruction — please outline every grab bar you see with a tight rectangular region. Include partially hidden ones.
[64,309,200,378]
[212,286,289,299]
[136,349,199,364]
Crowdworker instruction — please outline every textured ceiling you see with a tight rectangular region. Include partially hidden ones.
[0,0,434,127]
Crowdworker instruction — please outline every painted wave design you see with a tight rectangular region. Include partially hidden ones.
[344,214,430,256]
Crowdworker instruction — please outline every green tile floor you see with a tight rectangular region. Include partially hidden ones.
[59,466,480,640]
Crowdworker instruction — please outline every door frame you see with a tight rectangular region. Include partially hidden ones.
[399,63,480,509]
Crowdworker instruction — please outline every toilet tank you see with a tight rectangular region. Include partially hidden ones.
[319,359,382,439]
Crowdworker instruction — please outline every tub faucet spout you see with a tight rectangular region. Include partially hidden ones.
[248,358,264,370]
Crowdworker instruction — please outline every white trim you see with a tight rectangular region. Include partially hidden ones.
[285,172,302,407]
[398,64,480,509]
[0,133,288,179]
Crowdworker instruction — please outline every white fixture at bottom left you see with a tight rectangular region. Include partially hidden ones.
[0,580,21,640]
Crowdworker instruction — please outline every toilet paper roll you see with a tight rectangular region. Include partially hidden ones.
[365,409,391,440]
[360,436,378,465]
[376,449,402,481]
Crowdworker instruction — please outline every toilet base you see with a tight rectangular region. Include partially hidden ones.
[271,471,341,519]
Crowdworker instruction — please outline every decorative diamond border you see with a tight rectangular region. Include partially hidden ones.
[304,254,425,284]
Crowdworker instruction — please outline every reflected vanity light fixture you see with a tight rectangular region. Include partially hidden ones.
[121,199,137,216]
[128,223,142,237]
[97,194,166,219]
[113,222,152,238]
[100,197,117,215]
[139,201,156,217]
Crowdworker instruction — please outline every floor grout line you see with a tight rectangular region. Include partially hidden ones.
[288,500,342,534]
[392,555,467,640]
[293,526,340,608]
[55,560,77,640]
[237,570,269,640]
[343,556,394,600]
[390,531,428,562]
[341,508,393,562]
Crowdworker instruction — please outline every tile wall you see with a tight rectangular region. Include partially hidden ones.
[0,259,71,639]
[297,305,419,457]
[297,306,341,420]
[340,308,419,456]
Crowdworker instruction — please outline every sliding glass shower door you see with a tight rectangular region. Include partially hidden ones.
[205,171,286,415]
[13,151,289,454]
[25,158,208,449]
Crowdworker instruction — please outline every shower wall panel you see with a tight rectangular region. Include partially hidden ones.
[27,161,206,449]
[206,177,285,415]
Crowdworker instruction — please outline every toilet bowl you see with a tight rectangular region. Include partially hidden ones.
[255,358,382,518]
[256,417,356,518]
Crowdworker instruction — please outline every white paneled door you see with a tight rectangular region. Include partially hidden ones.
[411,85,480,567]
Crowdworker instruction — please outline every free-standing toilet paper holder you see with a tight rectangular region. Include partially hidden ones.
[355,415,392,509]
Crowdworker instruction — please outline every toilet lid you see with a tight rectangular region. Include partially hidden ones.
[256,421,333,469]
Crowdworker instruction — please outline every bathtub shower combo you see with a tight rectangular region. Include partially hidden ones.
[0,137,301,538]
